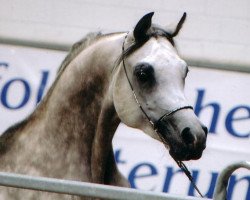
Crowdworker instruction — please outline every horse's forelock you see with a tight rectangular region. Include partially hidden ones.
[114,25,175,71]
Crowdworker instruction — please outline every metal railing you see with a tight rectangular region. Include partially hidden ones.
[0,172,207,200]
[0,161,249,200]
[214,161,250,200]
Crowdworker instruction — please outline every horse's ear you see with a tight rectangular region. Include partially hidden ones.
[171,12,187,37]
[134,12,154,41]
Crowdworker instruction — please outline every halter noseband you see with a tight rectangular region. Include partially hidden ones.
[121,32,204,198]
[121,32,193,131]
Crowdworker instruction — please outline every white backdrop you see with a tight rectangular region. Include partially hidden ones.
[0,44,249,199]
[1,0,250,72]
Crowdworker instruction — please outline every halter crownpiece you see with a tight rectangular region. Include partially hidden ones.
[122,32,203,198]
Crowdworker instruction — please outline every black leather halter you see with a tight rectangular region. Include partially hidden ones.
[121,32,193,131]
[121,32,203,198]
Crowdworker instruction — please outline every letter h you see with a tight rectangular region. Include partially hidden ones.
[194,89,220,134]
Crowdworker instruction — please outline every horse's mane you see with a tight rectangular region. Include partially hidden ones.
[41,32,108,102]
[57,32,103,75]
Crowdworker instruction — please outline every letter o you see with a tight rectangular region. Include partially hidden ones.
[1,78,31,109]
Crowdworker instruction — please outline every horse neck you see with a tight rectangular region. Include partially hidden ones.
[30,34,124,169]
[43,34,122,134]
[0,33,126,185]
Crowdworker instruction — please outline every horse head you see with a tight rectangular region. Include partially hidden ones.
[113,12,207,161]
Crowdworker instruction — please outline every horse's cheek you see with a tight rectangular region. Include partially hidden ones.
[112,79,139,128]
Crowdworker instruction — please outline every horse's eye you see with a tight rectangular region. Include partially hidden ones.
[134,63,155,86]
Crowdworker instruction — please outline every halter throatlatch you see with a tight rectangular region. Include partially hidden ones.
[122,32,204,198]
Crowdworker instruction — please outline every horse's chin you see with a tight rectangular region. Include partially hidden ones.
[169,147,204,161]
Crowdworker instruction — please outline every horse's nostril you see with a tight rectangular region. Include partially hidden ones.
[202,125,208,136]
[181,127,195,144]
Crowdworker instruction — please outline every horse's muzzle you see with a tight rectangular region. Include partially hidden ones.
[156,118,208,161]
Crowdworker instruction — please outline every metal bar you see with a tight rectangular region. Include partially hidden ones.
[0,37,250,74]
[213,161,250,200]
[187,58,250,74]
[0,37,71,52]
[0,172,209,200]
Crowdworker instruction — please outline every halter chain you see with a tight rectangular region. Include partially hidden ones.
[122,32,204,198]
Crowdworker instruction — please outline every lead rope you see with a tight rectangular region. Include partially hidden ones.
[175,159,204,197]
[122,33,204,198]
[155,129,204,198]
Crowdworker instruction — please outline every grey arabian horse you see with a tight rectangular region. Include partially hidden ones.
[0,13,207,199]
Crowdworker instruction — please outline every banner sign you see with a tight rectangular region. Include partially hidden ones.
[0,44,249,199]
